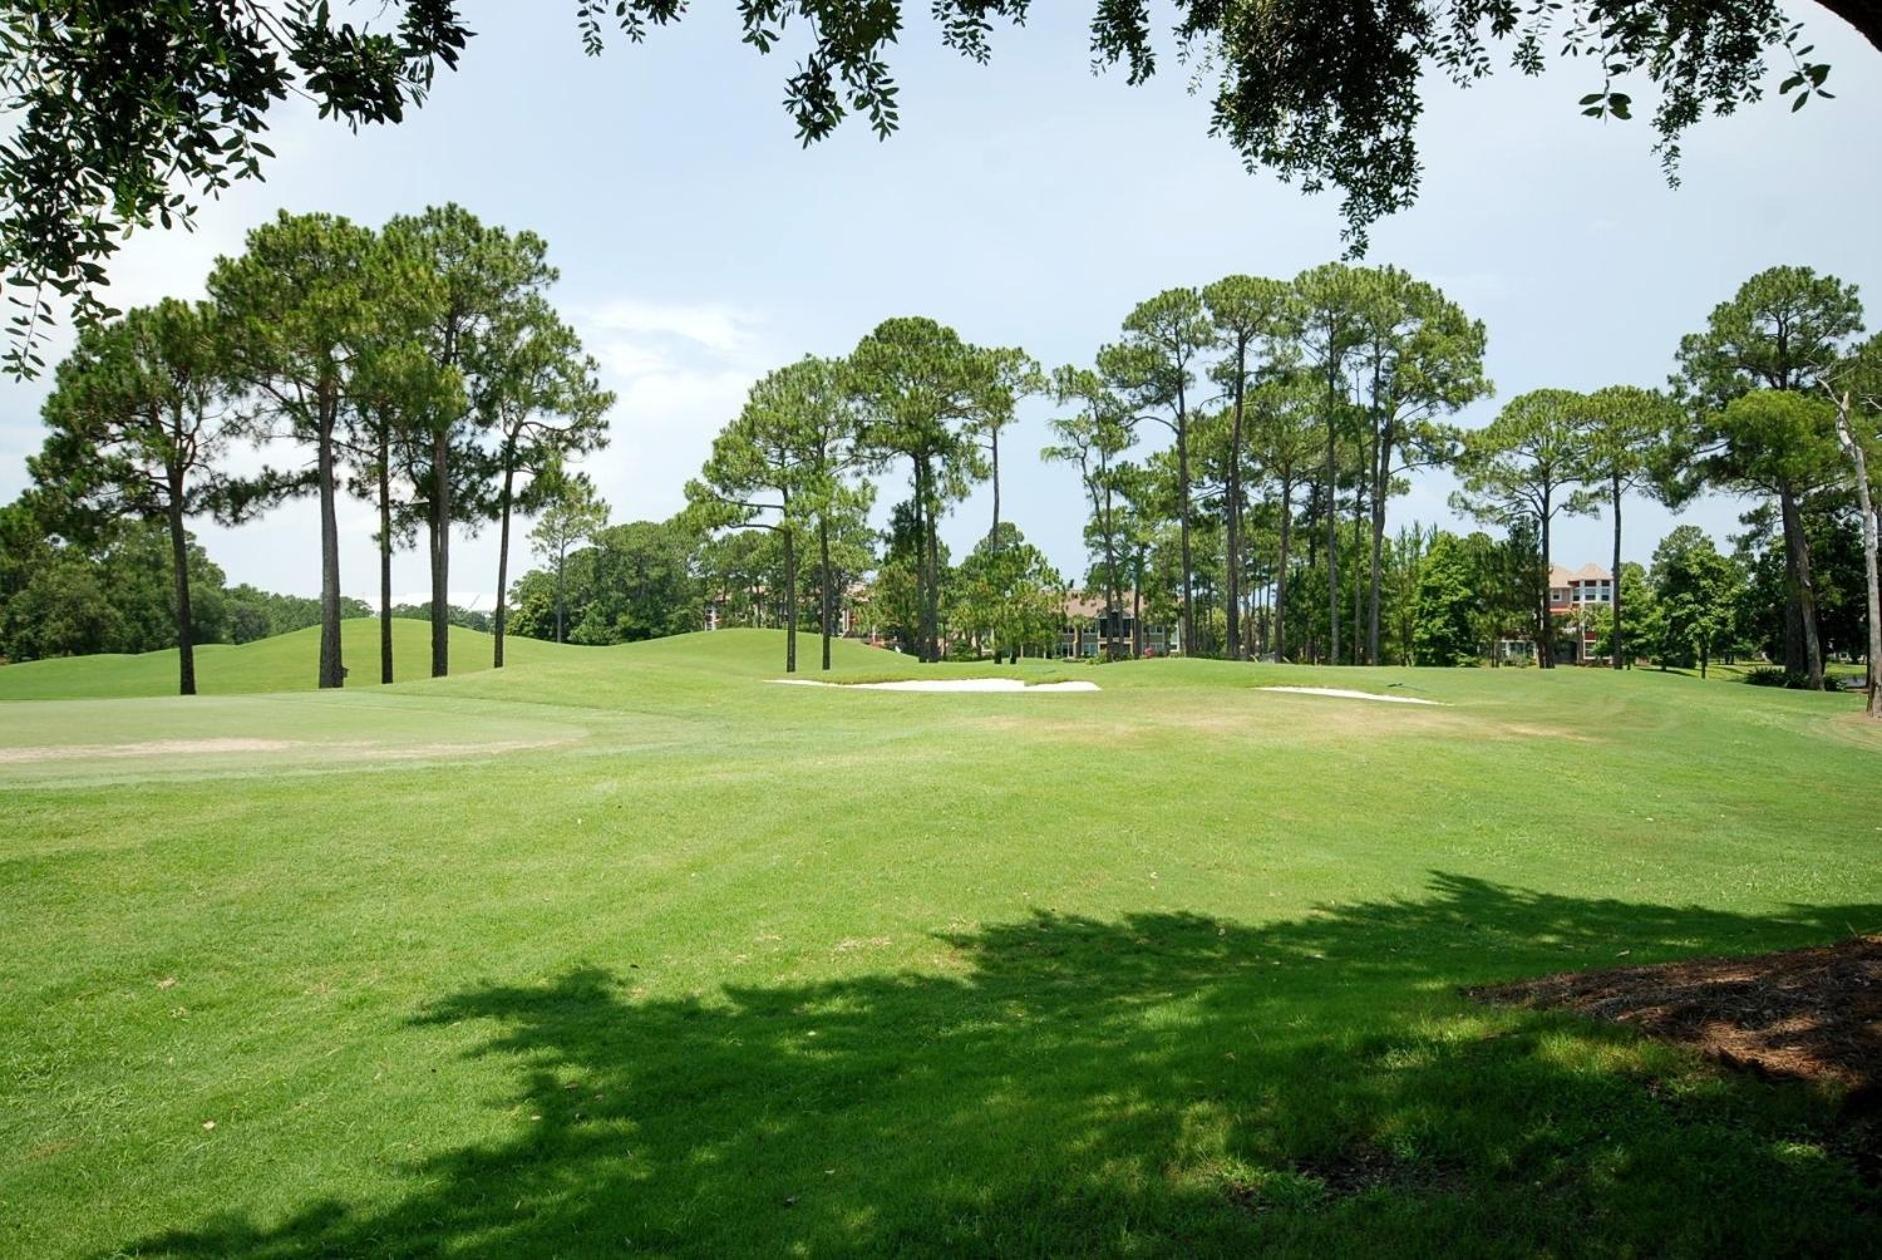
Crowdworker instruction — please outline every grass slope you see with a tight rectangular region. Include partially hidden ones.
[0,618,567,700]
[2,631,1878,1256]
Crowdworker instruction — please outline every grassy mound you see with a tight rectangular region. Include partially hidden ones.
[0,618,564,700]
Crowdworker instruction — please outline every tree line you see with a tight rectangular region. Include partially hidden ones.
[3,205,612,694]
[658,262,1879,697]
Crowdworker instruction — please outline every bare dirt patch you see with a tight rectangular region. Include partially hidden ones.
[1468,936,1881,1094]
[1257,685,1443,706]
[770,678,1099,693]
[0,735,571,766]
[0,737,294,764]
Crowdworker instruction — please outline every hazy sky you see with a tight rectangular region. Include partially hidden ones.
[2,4,1879,608]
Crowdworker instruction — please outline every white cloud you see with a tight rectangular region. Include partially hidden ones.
[582,298,762,357]
[569,296,779,526]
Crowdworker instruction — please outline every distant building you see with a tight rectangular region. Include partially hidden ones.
[1498,563,1613,664]
[1059,593,1177,659]
[1552,563,1613,663]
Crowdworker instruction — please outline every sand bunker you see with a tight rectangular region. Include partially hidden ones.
[771,678,1099,693]
[1258,686,1442,706]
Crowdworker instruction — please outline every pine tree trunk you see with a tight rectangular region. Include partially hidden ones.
[1367,443,1388,667]
[1225,361,1245,660]
[1831,391,1881,714]
[430,427,450,678]
[1276,480,1293,662]
[1778,485,1825,689]
[379,431,394,685]
[1538,506,1554,670]
[1324,382,1340,666]
[166,481,196,697]
[1176,392,1195,657]
[820,514,833,672]
[317,402,344,689]
[990,427,1001,541]
[555,546,567,645]
[494,465,515,669]
[783,484,797,674]
[1610,473,1624,671]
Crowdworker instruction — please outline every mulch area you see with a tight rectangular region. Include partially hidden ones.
[1467,936,1881,1097]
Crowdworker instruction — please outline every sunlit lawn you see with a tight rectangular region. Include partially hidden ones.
[1,626,1877,1256]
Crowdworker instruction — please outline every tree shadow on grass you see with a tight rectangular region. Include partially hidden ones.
[129,875,1881,1257]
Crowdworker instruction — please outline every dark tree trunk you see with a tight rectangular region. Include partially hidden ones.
[1538,505,1554,670]
[918,460,941,663]
[1324,384,1340,666]
[1351,467,1366,664]
[989,426,1001,541]
[1225,356,1246,660]
[1132,572,1143,659]
[1276,478,1293,662]
[1176,388,1194,657]
[166,480,196,697]
[430,427,450,678]
[820,514,833,671]
[378,430,394,685]
[1102,474,1121,661]
[494,464,515,669]
[316,405,344,689]
[1366,433,1390,667]
[783,485,797,673]
[555,547,567,645]
[1778,484,1825,689]
[1610,472,1624,670]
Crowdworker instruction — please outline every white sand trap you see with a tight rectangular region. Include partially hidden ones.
[1258,686,1442,706]
[771,678,1099,693]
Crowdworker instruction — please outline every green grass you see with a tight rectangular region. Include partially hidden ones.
[2,627,1878,1256]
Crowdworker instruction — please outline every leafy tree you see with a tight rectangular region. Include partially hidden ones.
[209,211,385,689]
[1652,526,1741,676]
[1674,265,1864,688]
[1100,288,1213,657]
[1043,366,1134,660]
[776,356,873,671]
[850,317,998,663]
[1576,385,1679,671]
[1202,275,1293,660]
[29,299,229,693]
[686,360,834,672]
[1291,263,1368,663]
[1247,375,1320,662]
[1451,389,1595,668]
[1412,531,1480,665]
[528,473,609,645]
[568,520,702,645]
[386,204,559,678]
[0,520,229,662]
[859,500,950,656]
[951,523,1064,662]
[1699,390,1846,687]
[479,304,613,669]
[1350,268,1487,664]
[12,3,1861,371]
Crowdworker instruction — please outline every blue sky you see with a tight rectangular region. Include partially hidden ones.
[2,3,1879,608]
